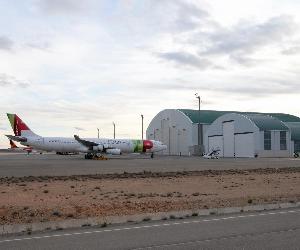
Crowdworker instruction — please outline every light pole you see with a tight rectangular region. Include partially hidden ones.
[141,114,144,140]
[113,122,115,139]
[97,128,99,139]
[195,93,202,155]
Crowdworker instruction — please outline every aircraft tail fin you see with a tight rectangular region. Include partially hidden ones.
[6,113,39,137]
[9,140,18,149]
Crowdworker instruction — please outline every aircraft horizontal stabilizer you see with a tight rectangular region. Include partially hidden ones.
[5,135,27,142]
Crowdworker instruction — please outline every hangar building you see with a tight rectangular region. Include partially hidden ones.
[146,109,300,157]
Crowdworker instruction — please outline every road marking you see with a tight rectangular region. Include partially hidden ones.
[132,227,300,249]
[0,209,299,244]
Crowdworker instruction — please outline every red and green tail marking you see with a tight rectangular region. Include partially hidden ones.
[7,113,30,136]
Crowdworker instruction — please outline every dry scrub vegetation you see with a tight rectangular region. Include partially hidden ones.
[0,168,299,225]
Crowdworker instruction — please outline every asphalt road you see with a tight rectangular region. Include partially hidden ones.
[0,153,299,177]
[0,208,299,250]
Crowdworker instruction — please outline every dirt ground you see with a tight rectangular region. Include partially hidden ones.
[0,168,299,225]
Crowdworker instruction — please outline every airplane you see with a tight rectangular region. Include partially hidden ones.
[5,113,167,159]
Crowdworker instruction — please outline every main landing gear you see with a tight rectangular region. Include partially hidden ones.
[84,153,108,160]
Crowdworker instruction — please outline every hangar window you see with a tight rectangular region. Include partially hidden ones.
[280,131,287,150]
[264,131,271,150]
[295,141,300,152]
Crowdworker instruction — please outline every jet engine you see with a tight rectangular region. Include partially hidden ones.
[92,145,104,152]
[106,148,121,155]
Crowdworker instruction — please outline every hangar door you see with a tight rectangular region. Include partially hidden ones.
[234,133,254,158]
[223,121,235,157]
[169,126,178,155]
[178,129,188,155]
[208,136,223,156]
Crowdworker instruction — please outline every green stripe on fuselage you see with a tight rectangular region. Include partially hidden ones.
[133,140,143,152]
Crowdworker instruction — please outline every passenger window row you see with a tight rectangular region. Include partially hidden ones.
[49,141,75,144]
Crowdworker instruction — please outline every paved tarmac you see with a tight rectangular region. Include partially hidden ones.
[0,208,299,250]
[0,153,299,177]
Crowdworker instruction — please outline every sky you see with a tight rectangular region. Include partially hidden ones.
[0,0,300,148]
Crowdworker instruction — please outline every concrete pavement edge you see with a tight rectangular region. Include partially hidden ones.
[1,201,300,236]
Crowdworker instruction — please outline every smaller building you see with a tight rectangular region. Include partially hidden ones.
[205,113,291,158]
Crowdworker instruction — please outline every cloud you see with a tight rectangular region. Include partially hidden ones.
[0,74,30,88]
[74,127,86,131]
[145,73,300,98]
[37,0,86,14]
[157,12,299,68]
[0,125,7,131]
[171,0,210,32]
[282,46,300,55]
[158,51,214,69]
[209,84,294,97]
[25,41,51,51]
[229,53,265,67]
[0,36,14,51]
[201,15,298,58]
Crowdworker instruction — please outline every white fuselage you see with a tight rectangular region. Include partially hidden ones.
[20,136,166,154]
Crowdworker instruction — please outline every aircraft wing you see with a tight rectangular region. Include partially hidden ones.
[74,135,98,148]
[74,135,117,153]
[5,135,27,142]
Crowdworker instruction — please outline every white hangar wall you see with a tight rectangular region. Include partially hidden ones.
[256,130,292,157]
[205,113,291,158]
[146,109,206,155]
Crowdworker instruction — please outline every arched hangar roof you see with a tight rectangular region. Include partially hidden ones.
[245,114,289,131]
[178,109,300,125]
[285,123,300,141]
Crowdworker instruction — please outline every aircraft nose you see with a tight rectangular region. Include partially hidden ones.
[155,143,167,152]
[148,141,167,152]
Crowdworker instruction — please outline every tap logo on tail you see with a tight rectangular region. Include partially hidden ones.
[7,113,31,136]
